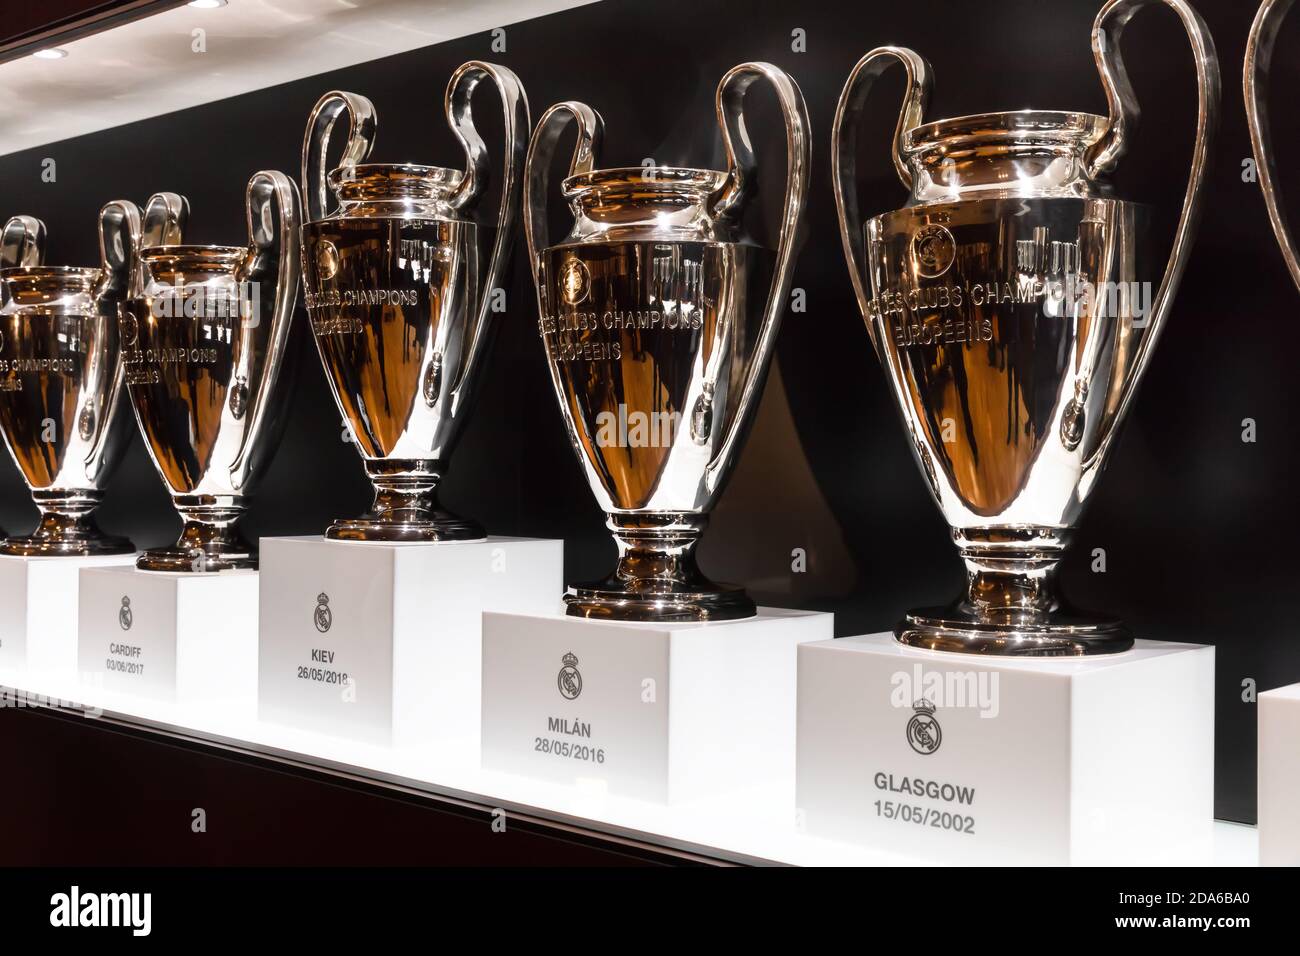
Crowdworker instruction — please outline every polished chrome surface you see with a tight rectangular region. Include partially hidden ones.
[126,172,300,572]
[0,216,44,537]
[0,216,45,272]
[299,61,529,542]
[832,0,1219,655]
[524,62,810,621]
[0,195,187,556]
[1246,0,1300,291]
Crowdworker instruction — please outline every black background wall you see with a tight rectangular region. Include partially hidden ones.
[0,0,1288,826]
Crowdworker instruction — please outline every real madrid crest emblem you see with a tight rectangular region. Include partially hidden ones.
[118,596,133,631]
[557,651,582,700]
[906,698,942,755]
[314,592,332,633]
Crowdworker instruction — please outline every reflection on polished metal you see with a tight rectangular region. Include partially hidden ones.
[1246,0,1300,290]
[126,173,300,572]
[300,61,529,541]
[832,0,1219,655]
[0,195,187,556]
[524,62,810,621]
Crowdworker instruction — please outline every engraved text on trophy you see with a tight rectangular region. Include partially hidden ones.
[302,218,477,459]
[0,311,101,487]
[538,241,767,509]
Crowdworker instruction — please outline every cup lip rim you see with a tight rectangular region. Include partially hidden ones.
[140,243,246,261]
[328,162,463,185]
[562,165,727,197]
[0,264,99,280]
[906,109,1110,152]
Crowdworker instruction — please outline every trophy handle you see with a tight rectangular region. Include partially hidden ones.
[88,199,143,469]
[1087,0,1219,421]
[96,200,143,302]
[1246,0,1300,291]
[443,61,531,406]
[230,170,301,481]
[704,61,811,484]
[522,101,604,288]
[830,47,932,353]
[0,216,46,268]
[134,192,190,295]
[300,90,377,223]
[142,192,189,248]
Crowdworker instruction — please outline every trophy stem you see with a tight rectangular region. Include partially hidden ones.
[896,527,1132,656]
[565,513,755,622]
[961,531,1065,617]
[327,459,485,543]
[0,489,132,557]
[137,498,255,572]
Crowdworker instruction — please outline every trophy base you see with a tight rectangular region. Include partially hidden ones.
[259,535,563,748]
[0,532,134,558]
[326,510,486,544]
[896,606,1134,657]
[136,514,257,572]
[337,461,485,543]
[78,565,260,711]
[136,547,257,573]
[2,497,133,557]
[797,633,1213,864]
[482,607,831,802]
[564,579,756,623]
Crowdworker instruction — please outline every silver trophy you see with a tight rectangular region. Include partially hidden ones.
[1246,0,1300,289]
[299,61,529,541]
[125,172,300,571]
[0,195,187,556]
[524,62,810,621]
[832,0,1219,654]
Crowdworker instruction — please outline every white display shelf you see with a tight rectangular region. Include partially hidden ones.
[0,664,1257,867]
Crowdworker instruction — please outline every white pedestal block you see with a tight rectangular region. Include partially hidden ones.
[0,553,137,677]
[77,566,258,713]
[1259,682,1300,866]
[796,634,1214,865]
[258,535,562,749]
[481,608,833,803]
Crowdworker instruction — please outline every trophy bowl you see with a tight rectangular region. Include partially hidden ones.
[524,62,810,621]
[125,172,300,571]
[299,62,529,541]
[832,0,1219,654]
[0,197,186,557]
